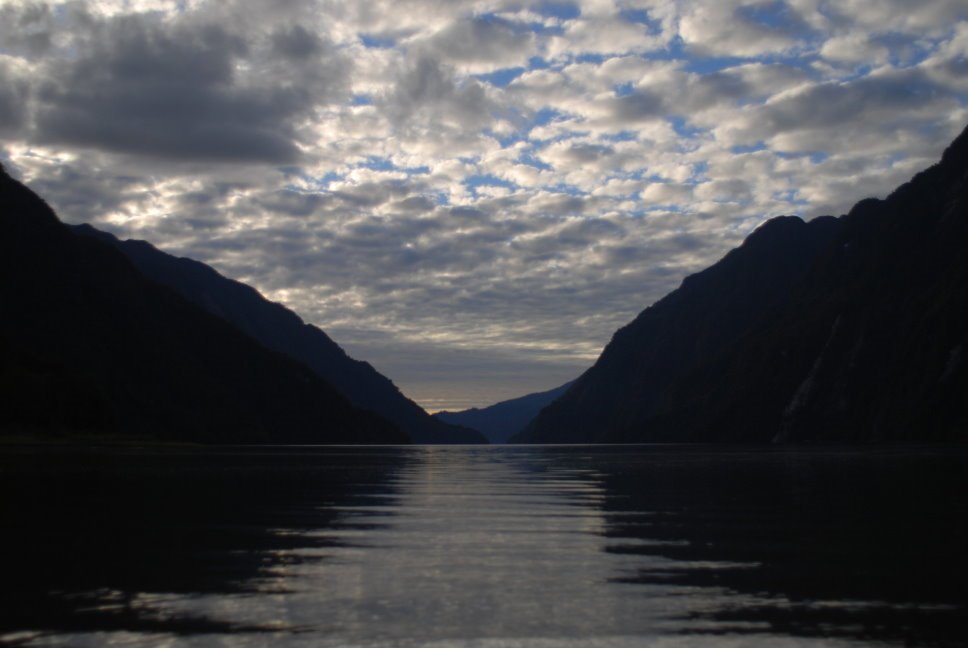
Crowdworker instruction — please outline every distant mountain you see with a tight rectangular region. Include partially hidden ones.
[73,225,486,444]
[517,125,968,444]
[0,163,405,444]
[434,380,575,443]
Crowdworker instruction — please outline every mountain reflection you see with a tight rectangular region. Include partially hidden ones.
[589,446,968,645]
[0,446,409,639]
[1,445,965,647]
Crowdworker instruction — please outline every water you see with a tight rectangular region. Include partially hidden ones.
[0,445,965,647]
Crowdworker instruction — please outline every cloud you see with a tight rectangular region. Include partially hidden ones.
[29,8,349,163]
[270,24,325,60]
[611,90,667,123]
[424,15,537,73]
[819,31,889,65]
[547,12,670,59]
[679,2,814,58]
[2,0,967,409]
[0,2,55,57]
[642,181,694,205]
[716,66,961,154]
[0,61,30,135]
[385,55,492,128]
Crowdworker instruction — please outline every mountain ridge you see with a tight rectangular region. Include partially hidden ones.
[72,224,486,444]
[433,379,575,443]
[516,124,968,444]
[0,162,406,444]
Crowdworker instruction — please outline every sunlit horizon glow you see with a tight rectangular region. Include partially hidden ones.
[2,0,966,410]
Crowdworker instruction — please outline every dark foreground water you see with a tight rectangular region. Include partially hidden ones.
[0,445,965,647]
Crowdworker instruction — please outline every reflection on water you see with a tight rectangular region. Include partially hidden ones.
[0,445,964,647]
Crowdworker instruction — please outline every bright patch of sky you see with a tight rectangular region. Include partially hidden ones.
[2,0,967,410]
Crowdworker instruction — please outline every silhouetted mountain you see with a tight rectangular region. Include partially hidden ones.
[72,225,486,444]
[518,125,968,444]
[434,380,575,443]
[0,164,405,444]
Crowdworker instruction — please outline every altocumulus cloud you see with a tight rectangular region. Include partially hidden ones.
[1,0,967,410]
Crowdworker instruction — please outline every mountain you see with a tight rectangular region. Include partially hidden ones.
[517,125,968,444]
[434,380,575,443]
[0,163,406,444]
[72,225,486,444]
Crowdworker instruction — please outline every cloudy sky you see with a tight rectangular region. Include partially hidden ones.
[2,0,967,411]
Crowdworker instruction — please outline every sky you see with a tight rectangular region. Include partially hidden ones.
[2,0,967,412]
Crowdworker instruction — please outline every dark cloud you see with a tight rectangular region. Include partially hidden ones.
[766,69,948,130]
[426,15,535,70]
[332,181,412,208]
[256,190,334,217]
[566,217,627,241]
[725,67,958,150]
[31,13,347,163]
[936,56,968,82]
[386,56,492,130]
[527,193,591,217]
[0,63,29,134]
[734,2,817,40]
[698,178,753,203]
[177,181,249,208]
[684,70,752,109]
[563,143,615,163]
[447,206,488,219]
[392,195,437,212]
[0,2,54,57]
[611,91,666,123]
[270,25,323,60]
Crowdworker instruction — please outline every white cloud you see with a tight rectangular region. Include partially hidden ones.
[819,32,889,65]
[678,2,808,58]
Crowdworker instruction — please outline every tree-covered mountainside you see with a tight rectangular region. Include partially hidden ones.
[74,224,485,444]
[517,125,968,444]
[0,164,406,444]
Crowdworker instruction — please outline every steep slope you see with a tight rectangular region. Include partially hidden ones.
[434,380,575,443]
[0,164,406,444]
[73,225,486,444]
[520,125,968,444]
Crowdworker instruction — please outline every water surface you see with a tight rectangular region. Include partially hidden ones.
[1,445,965,647]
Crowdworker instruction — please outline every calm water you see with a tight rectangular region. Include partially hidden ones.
[0,445,965,647]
